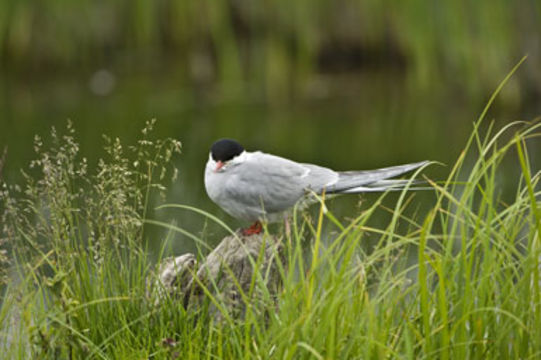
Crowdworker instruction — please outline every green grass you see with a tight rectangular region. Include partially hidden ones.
[1,0,538,99]
[1,93,541,357]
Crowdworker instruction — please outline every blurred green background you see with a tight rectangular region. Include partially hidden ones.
[1,0,540,249]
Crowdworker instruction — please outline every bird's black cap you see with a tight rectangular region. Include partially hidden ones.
[210,139,245,162]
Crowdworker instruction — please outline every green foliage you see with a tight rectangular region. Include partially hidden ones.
[1,87,541,358]
[1,0,539,98]
[0,120,181,358]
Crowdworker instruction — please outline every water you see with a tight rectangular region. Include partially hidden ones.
[1,65,539,254]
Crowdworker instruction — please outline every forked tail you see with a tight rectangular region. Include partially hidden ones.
[328,161,430,194]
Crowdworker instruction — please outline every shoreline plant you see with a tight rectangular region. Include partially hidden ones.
[0,69,540,358]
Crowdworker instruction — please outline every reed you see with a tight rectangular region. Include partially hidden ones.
[1,0,538,99]
[0,80,540,359]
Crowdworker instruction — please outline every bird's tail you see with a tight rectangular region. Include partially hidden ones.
[329,161,430,194]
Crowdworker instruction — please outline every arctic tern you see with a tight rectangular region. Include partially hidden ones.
[205,138,428,235]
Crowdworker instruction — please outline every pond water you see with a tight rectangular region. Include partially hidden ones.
[1,64,539,254]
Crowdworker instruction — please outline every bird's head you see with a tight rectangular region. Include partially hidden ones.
[209,138,245,172]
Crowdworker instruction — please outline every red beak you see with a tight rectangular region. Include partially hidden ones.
[214,161,224,172]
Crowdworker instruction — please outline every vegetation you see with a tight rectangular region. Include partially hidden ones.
[0,64,540,358]
[2,0,539,99]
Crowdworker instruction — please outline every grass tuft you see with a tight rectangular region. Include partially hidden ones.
[0,119,540,358]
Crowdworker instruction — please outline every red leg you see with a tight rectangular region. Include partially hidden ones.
[242,221,263,236]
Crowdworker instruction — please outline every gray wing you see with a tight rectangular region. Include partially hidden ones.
[223,154,428,217]
[225,152,337,214]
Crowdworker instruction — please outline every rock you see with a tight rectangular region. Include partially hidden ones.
[153,253,197,306]
[152,230,283,321]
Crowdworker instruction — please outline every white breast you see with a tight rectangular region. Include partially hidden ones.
[204,157,262,221]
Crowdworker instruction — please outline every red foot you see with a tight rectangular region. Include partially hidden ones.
[242,221,263,236]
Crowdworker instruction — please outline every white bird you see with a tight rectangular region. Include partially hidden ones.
[204,138,428,235]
